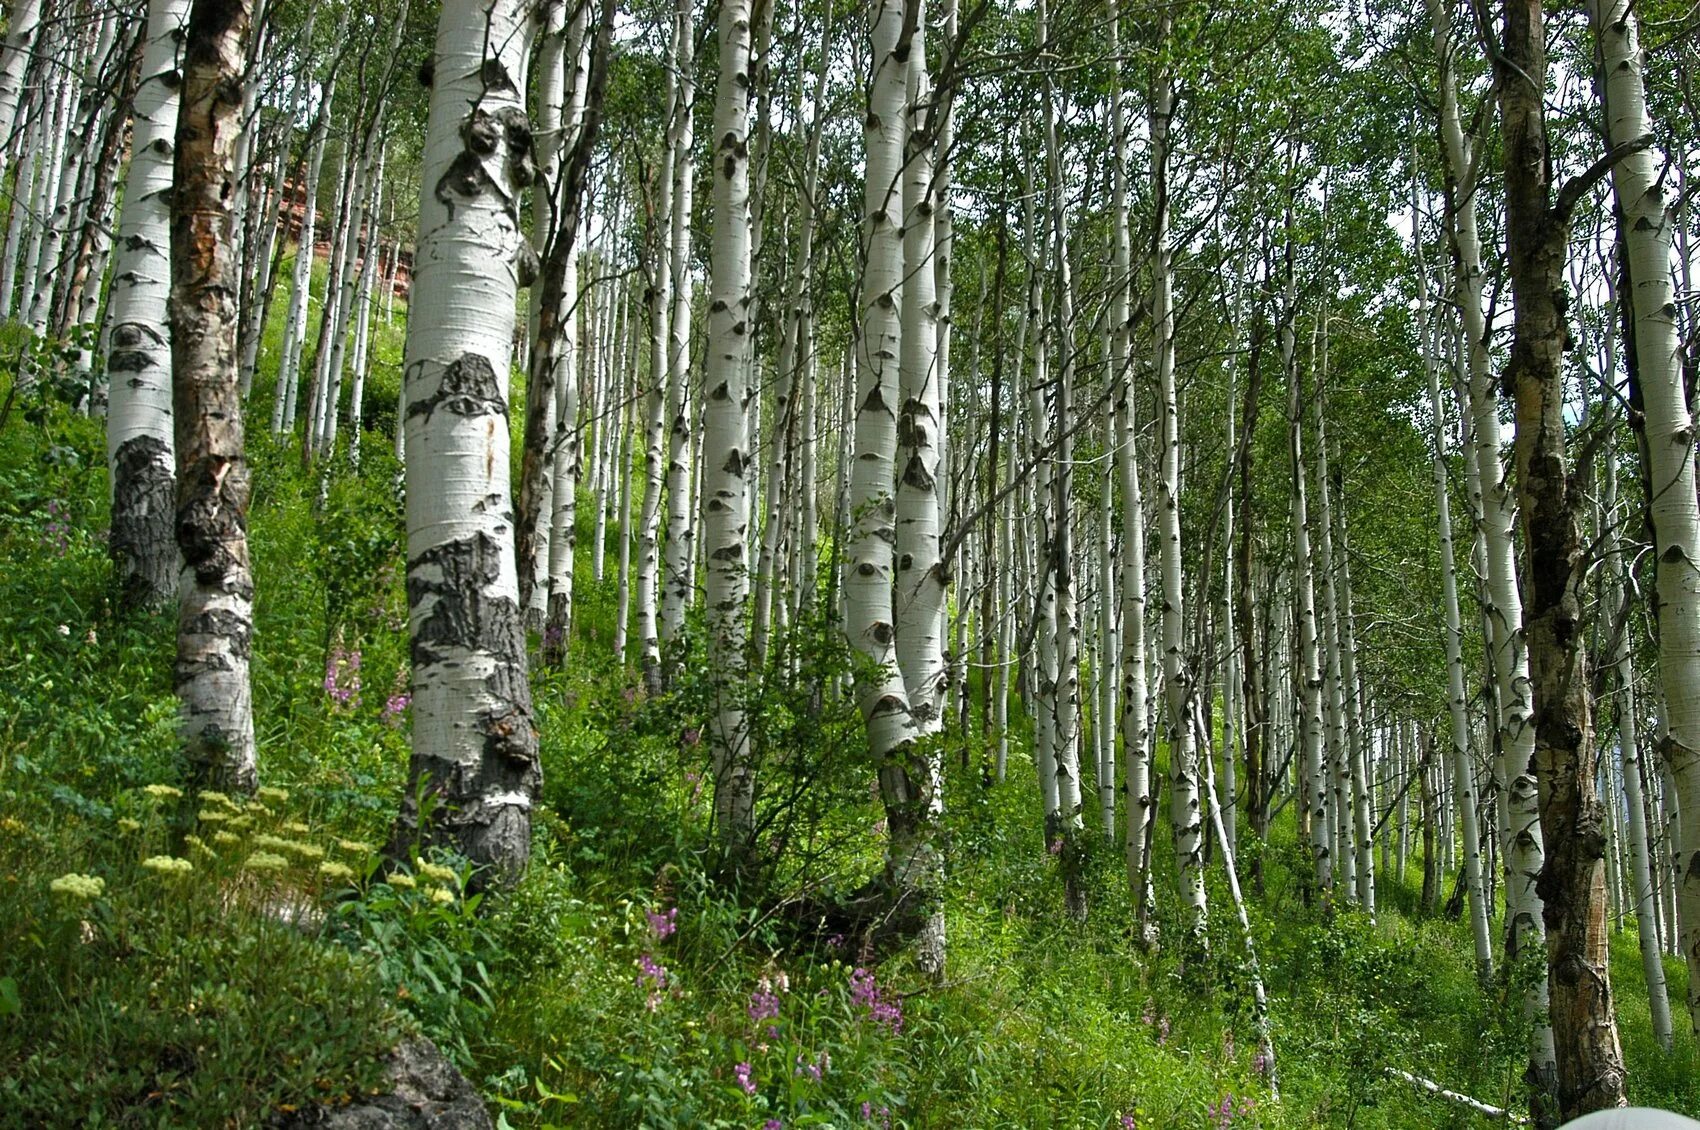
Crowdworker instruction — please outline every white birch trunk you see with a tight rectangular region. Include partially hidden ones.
[1151,21,1204,938]
[895,17,947,734]
[0,0,41,162]
[171,0,256,795]
[1109,0,1152,920]
[701,0,756,857]
[1428,3,1555,1083]
[659,0,697,656]
[1606,446,1675,1045]
[394,0,540,877]
[274,83,334,432]
[635,0,678,689]
[1590,0,1700,1038]
[1285,241,1330,901]
[1041,10,1083,874]
[104,0,191,610]
[1419,260,1494,977]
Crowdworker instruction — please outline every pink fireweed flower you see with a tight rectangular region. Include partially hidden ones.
[647,906,678,939]
[748,986,781,1025]
[636,952,668,991]
[849,967,903,1033]
[324,646,362,710]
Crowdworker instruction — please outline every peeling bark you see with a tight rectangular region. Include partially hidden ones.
[170,0,256,794]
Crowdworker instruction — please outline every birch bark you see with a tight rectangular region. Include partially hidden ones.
[391,0,540,879]
[1589,0,1700,1040]
[105,0,190,610]
[171,0,256,794]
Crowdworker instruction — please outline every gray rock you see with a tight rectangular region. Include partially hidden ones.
[273,1038,491,1129]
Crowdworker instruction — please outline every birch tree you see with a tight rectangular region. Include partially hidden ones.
[171,0,256,793]
[700,0,757,863]
[1496,0,1626,1111]
[1588,0,1700,1041]
[105,0,190,610]
[390,0,541,879]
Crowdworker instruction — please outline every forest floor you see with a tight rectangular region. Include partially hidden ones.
[1,260,1697,1127]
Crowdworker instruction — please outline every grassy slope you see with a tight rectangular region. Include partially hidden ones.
[0,262,1695,1127]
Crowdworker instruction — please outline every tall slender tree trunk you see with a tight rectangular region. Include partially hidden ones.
[105,0,190,611]
[1418,248,1495,979]
[1150,12,1204,943]
[658,0,697,664]
[1428,0,1557,1094]
[0,0,41,160]
[391,0,541,880]
[1497,0,1627,1114]
[849,0,942,972]
[895,7,947,737]
[1589,0,1700,1041]
[700,0,757,864]
[171,0,257,794]
[1282,202,1329,907]
[635,0,680,690]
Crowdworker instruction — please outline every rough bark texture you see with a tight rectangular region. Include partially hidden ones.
[392,0,541,882]
[1497,0,1626,1116]
[170,0,257,794]
[1429,0,1556,1091]
[107,0,191,610]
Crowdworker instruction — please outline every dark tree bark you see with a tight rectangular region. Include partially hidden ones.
[170,0,257,793]
[1494,0,1626,1118]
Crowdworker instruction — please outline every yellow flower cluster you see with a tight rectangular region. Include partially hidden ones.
[141,784,182,800]
[244,852,288,873]
[257,786,290,804]
[318,861,355,882]
[386,872,417,889]
[49,873,105,900]
[141,855,194,877]
[416,862,457,884]
[336,839,375,856]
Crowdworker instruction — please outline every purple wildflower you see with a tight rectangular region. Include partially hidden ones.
[1157,1016,1170,1045]
[849,967,903,1033]
[749,986,781,1025]
[734,1061,756,1096]
[1120,1116,1138,1129]
[647,906,678,939]
[324,646,362,710]
[763,1121,782,1130]
[382,692,411,726]
[636,952,669,998]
